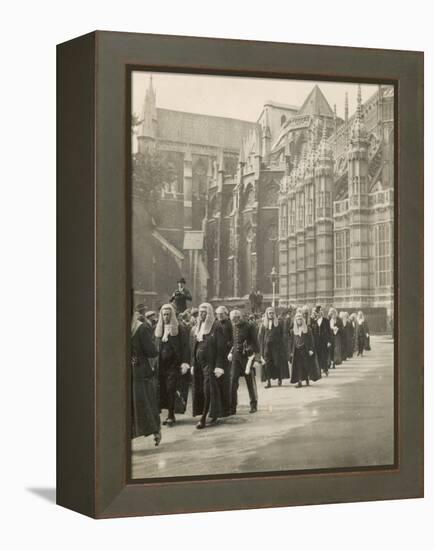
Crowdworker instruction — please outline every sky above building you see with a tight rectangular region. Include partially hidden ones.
[132,71,380,123]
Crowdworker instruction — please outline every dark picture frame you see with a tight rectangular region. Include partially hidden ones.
[57,31,423,518]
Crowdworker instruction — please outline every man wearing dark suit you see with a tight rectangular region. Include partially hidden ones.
[169,277,192,313]
[228,309,261,414]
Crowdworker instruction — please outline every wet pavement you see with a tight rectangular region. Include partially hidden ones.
[131,335,394,479]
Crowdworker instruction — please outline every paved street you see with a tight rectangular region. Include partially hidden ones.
[131,335,394,479]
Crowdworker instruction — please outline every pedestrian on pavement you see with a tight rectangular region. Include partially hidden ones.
[154,303,191,427]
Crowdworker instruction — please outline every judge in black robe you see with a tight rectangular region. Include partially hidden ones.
[290,312,315,387]
[131,313,161,445]
[258,307,290,387]
[355,311,370,356]
[191,303,224,429]
[154,303,191,426]
[329,308,343,367]
[342,311,354,359]
[310,305,332,376]
[214,306,233,417]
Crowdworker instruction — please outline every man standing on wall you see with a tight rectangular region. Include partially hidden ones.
[169,277,192,313]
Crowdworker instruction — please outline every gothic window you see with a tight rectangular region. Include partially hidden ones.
[244,185,255,208]
[289,199,295,233]
[335,230,350,289]
[267,224,278,241]
[307,185,314,225]
[209,194,219,217]
[262,184,279,207]
[375,223,392,287]
[224,196,234,216]
[280,204,287,237]
[297,193,305,229]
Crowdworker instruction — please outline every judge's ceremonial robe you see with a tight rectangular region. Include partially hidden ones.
[258,320,290,382]
[290,329,315,384]
[191,320,225,420]
[310,316,331,374]
[131,322,160,438]
[155,324,190,416]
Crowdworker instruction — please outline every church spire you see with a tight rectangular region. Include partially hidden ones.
[344,92,349,148]
[140,75,157,141]
[351,84,368,144]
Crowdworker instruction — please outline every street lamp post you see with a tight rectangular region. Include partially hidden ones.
[270,266,279,308]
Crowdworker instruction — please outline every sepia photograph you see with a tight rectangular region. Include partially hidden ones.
[129,71,395,481]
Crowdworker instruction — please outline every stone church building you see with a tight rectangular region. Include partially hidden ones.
[133,78,394,330]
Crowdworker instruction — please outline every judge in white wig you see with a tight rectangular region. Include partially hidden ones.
[155,303,190,427]
[290,311,315,387]
[191,303,223,429]
[258,307,289,388]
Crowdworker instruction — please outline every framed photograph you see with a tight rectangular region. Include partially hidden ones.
[57,31,423,518]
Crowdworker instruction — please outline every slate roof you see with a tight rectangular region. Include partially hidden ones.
[157,108,258,150]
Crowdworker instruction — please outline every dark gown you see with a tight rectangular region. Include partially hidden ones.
[156,324,191,416]
[290,329,315,384]
[191,321,224,420]
[330,317,344,365]
[258,320,290,382]
[343,321,355,359]
[214,319,232,417]
[310,317,331,375]
[356,321,370,354]
[131,322,160,438]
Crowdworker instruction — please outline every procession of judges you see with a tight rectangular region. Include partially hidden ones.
[131,278,371,447]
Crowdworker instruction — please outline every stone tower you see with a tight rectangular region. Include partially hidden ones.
[347,85,370,307]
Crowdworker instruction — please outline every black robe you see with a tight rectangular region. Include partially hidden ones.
[330,317,344,365]
[131,323,160,438]
[343,322,355,359]
[191,321,224,419]
[355,321,370,353]
[258,320,290,382]
[310,316,331,374]
[155,324,190,414]
[289,329,316,383]
[214,319,232,416]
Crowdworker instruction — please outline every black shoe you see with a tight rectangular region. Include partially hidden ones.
[249,405,257,413]
[196,419,206,430]
[265,381,271,389]
[278,379,282,386]
[296,382,302,388]
[325,370,329,377]
[153,431,162,446]
[306,379,310,386]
